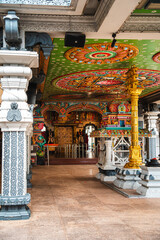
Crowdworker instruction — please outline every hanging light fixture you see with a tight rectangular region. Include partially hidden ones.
[111,33,117,48]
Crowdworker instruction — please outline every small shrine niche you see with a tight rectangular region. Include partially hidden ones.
[118,103,126,114]
[102,101,131,128]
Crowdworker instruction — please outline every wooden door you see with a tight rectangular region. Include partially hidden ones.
[57,127,73,145]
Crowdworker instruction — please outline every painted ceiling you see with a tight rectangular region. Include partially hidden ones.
[42,38,160,102]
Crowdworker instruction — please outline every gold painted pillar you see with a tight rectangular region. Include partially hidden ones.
[124,66,143,169]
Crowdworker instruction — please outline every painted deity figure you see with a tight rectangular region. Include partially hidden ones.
[48,129,54,144]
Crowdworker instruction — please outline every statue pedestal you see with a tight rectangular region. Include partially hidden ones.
[113,168,141,189]
[137,166,160,197]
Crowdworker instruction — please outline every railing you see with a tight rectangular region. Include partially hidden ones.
[112,137,130,166]
[45,143,99,164]
[54,143,99,159]
[97,136,146,167]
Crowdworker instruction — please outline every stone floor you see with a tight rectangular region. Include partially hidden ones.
[1,165,160,240]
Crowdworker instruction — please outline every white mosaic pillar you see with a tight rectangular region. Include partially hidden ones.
[145,111,159,160]
[0,50,38,220]
[100,138,116,182]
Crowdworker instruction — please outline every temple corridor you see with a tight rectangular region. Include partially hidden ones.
[1,165,160,240]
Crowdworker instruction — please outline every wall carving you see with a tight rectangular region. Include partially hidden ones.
[7,103,22,122]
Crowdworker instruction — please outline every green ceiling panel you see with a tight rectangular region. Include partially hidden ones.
[43,38,160,101]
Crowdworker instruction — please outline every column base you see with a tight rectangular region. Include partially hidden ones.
[100,174,116,182]
[95,172,101,179]
[0,205,31,220]
[95,165,103,179]
[100,167,116,182]
[137,166,160,197]
[113,168,141,189]
[96,166,116,181]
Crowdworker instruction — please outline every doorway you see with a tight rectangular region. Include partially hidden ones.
[85,124,96,158]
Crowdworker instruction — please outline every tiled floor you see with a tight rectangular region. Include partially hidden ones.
[1,165,160,240]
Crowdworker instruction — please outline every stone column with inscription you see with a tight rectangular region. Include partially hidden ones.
[0,50,38,220]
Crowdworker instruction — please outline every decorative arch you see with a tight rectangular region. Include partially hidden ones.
[41,104,60,116]
[66,103,103,116]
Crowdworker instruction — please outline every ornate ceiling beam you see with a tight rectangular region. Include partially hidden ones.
[0,0,115,33]
[120,15,160,32]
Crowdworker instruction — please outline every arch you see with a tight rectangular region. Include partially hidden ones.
[66,103,103,116]
[41,104,60,116]
[84,123,97,130]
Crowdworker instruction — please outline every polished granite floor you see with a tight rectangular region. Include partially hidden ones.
[1,165,160,240]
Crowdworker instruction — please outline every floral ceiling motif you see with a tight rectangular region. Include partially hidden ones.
[64,43,139,64]
[43,38,160,101]
[54,69,160,98]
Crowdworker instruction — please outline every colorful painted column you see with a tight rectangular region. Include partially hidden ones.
[0,50,38,220]
[124,94,143,168]
[114,66,143,189]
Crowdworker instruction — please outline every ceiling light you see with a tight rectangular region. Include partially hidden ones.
[111,33,117,48]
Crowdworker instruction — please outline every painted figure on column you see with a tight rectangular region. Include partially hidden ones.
[36,135,46,165]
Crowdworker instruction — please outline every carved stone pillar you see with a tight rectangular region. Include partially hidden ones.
[144,111,159,160]
[104,138,112,167]
[96,138,116,181]
[100,138,116,182]
[0,50,38,220]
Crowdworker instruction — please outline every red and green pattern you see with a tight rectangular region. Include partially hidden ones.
[64,43,139,64]
[54,69,160,97]
[91,129,152,138]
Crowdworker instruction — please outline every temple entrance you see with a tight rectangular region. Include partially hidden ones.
[35,109,102,164]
